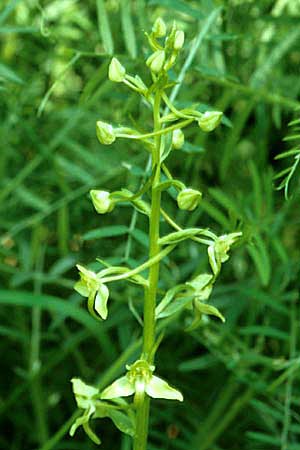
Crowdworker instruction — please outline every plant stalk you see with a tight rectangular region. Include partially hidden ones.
[133,91,162,450]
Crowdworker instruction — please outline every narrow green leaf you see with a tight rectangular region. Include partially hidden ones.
[149,0,205,19]
[96,0,114,55]
[0,62,23,84]
[240,326,289,341]
[83,225,129,241]
[0,0,21,24]
[120,0,137,59]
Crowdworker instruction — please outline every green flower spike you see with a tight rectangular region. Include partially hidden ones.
[208,232,242,275]
[96,120,116,145]
[75,264,109,320]
[101,359,183,402]
[198,111,223,132]
[108,57,126,82]
[90,190,114,214]
[177,188,202,211]
[146,50,166,74]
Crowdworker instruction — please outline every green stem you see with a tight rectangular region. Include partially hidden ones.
[133,90,162,450]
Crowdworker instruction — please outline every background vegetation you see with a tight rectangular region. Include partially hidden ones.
[1,1,300,449]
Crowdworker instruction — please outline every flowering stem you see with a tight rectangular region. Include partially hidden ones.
[116,118,193,140]
[133,90,162,450]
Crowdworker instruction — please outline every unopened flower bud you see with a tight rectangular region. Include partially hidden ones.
[174,30,185,51]
[172,129,184,149]
[108,57,126,82]
[90,190,114,214]
[177,188,202,211]
[96,121,116,145]
[152,17,167,38]
[146,50,165,73]
[198,111,223,132]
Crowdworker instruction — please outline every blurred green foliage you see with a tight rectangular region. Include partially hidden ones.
[1,1,300,449]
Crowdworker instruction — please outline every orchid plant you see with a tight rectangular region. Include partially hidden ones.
[69,18,242,450]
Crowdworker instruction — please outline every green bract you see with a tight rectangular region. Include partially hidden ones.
[96,120,116,145]
[177,188,202,211]
[101,360,183,402]
[198,111,223,132]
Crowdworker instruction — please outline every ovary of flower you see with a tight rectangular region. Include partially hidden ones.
[100,360,183,402]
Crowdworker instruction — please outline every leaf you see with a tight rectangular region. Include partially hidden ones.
[239,326,289,341]
[120,0,137,59]
[246,235,271,286]
[246,431,280,445]
[83,225,129,241]
[106,409,135,437]
[0,62,23,84]
[96,0,114,55]
[0,290,110,344]
[0,0,22,25]
[179,355,217,372]
[148,0,204,19]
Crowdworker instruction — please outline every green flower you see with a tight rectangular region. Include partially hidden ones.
[152,17,166,37]
[70,378,100,444]
[96,120,116,145]
[208,232,242,275]
[108,57,126,82]
[74,264,109,320]
[101,359,183,402]
[177,188,202,211]
[70,379,135,445]
[146,50,166,73]
[173,30,185,50]
[90,190,114,214]
[186,273,225,323]
[172,129,185,149]
[198,111,223,132]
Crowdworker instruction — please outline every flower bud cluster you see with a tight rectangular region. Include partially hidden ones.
[146,18,185,75]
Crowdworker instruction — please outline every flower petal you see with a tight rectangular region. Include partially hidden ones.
[208,244,219,276]
[101,376,135,400]
[195,301,225,323]
[71,378,99,399]
[145,375,183,401]
[94,284,109,320]
[74,280,89,297]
